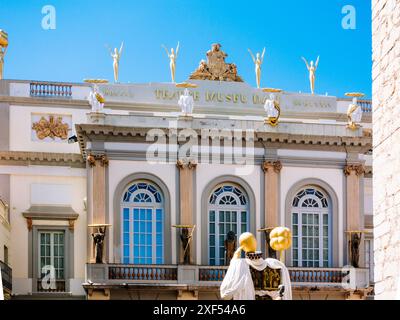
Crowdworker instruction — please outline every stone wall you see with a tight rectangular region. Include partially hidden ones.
[372,0,400,300]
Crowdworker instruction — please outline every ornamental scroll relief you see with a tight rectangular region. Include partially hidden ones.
[31,115,71,141]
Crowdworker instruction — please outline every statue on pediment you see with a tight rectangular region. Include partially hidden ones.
[189,43,243,82]
[88,85,105,113]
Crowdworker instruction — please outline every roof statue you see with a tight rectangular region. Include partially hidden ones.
[189,43,243,82]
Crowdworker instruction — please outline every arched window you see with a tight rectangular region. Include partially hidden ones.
[121,181,164,264]
[208,184,249,266]
[291,187,331,267]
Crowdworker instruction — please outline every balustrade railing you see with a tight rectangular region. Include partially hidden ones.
[289,267,347,284]
[340,98,372,113]
[199,266,227,281]
[108,264,178,281]
[197,266,347,284]
[87,264,359,288]
[30,82,72,98]
[36,279,66,292]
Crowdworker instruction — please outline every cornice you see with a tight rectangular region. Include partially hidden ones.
[0,151,85,168]
[76,123,372,156]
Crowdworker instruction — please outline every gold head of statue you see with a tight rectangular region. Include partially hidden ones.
[270,227,292,263]
[233,232,257,259]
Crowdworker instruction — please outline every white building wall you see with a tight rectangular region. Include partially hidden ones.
[9,171,86,296]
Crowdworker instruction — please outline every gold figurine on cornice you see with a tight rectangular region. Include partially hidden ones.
[301,55,320,95]
[107,42,124,83]
[0,29,9,80]
[248,47,266,89]
[162,42,179,83]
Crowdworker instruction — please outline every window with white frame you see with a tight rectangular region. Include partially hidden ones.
[208,184,249,266]
[38,231,65,280]
[291,187,331,267]
[121,181,164,264]
[364,237,374,282]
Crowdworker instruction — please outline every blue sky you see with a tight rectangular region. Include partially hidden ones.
[0,0,372,97]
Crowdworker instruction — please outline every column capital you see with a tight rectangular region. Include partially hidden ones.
[87,154,109,167]
[262,160,282,173]
[344,164,365,176]
[177,158,197,170]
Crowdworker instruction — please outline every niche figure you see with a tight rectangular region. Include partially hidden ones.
[224,231,237,265]
[92,227,106,264]
[180,228,192,265]
[350,232,362,268]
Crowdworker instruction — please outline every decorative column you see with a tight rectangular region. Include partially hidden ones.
[176,159,197,264]
[87,153,109,263]
[344,164,365,267]
[262,161,282,257]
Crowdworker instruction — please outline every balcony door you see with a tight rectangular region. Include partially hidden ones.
[291,187,332,267]
[208,184,249,266]
[121,181,164,264]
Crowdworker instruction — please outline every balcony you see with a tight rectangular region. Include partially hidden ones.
[36,279,66,293]
[85,263,370,293]
[30,82,72,98]
[1,260,12,299]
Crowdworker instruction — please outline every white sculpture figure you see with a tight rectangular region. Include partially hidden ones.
[178,88,194,116]
[88,85,105,113]
[264,93,279,118]
[347,97,363,130]
[264,93,280,126]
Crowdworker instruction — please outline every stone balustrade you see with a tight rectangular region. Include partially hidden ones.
[86,263,369,288]
[30,82,72,98]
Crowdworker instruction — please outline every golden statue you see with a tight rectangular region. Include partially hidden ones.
[248,48,266,89]
[301,56,320,95]
[108,42,124,83]
[0,30,8,80]
[189,43,243,82]
[162,42,179,83]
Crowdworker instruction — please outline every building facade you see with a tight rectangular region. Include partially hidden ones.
[0,48,373,300]
[372,0,400,300]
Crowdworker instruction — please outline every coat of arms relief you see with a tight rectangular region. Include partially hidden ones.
[189,43,243,82]
[32,115,70,140]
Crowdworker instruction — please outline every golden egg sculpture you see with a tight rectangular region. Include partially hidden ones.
[270,227,292,252]
[239,232,257,253]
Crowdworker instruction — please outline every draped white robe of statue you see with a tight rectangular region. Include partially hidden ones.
[0,265,4,300]
[220,258,292,300]
[351,105,363,123]
[178,89,194,115]
[264,99,279,119]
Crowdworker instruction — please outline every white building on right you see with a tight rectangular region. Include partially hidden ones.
[372,0,400,300]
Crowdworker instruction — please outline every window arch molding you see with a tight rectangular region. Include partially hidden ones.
[284,178,340,267]
[113,172,172,264]
[201,175,257,265]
